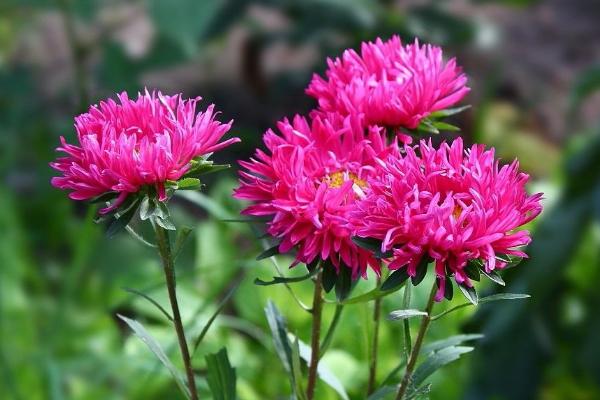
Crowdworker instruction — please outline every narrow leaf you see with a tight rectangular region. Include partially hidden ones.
[193,283,239,353]
[173,226,193,261]
[411,346,474,388]
[431,121,460,132]
[139,197,155,221]
[458,284,478,305]
[291,338,307,400]
[387,309,427,321]
[421,334,484,355]
[256,244,280,261]
[411,257,431,286]
[264,301,297,394]
[335,264,354,302]
[351,236,392,258]
[106,198,140,237]
[480,269,505,286]
[117,314,190,399]
[322,259,337,293]
[205,348,237,400]
[154,216,176,231]
[381,268,410,291]
[431,293,530,321]
[177,177,201,190]
[367,385,397,400]
[123,287,173,322]
[254,269,318,286]
[429,105,471,118]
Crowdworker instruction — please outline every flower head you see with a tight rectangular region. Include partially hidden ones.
[51,90,238,213]
[234,113,398,278]
[352,138,543,300]
[306,36,469,132]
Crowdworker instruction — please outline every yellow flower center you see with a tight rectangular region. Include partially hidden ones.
[325,171,367,189]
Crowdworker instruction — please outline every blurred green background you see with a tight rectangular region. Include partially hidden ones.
[2,0,600,399]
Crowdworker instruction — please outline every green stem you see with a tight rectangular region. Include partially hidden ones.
[154,222,198,400]
[395,283,437,400]
[319,304,343,358]
[306,271,323,400]
[367,278,382,395]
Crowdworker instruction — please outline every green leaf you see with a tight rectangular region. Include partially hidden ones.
[335,264,354,302]
[431,121,460,132]
[367,385,397,400]
[411,346,474,388]
[417,119,439,134]
[256,244,280,260]
[429,105,471,118]
[123,287,173,322]
[351,236,393,258]
[264,301,297,393]
[117,314,190,399]
[569,65,600,116]
[193,283,239,353]
[340,285,402,305]
[458,284,478,305]
[173,226,193,261]
[411,257,431,286]
[291,338,307,400]
[139,197,156,221]
[381,268,410,291]
[322,260,337,293]
[176,177,202,190]
[464,262,481,281]
[421,334,484,355]
[154,216,176,231]
[431,293,530,321]
[480,269,505,286]
[106,197,140,237]
[387,309,427,321]
[292,335,350,400]
[254,269,318,286]
[205,348,237,400]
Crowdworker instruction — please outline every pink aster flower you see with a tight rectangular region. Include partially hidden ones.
[306,36,469,133]
[352,138,543,300]
[234,113,398,278]
[50,90,239,213]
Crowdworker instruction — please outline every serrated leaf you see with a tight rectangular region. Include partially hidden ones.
[429,105,471,118]
[205,348,237,400]
[381,268,410,291]
[387,309,427,321]
[411,345,474,388]
[458,284,478,305]
[292,335,350,400]
[421,334,484,355]
[256,244,280,260]
[117,314,190,399]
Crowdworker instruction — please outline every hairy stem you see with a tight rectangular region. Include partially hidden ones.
[306,271,324,400]
[367,278,382,395]
[154,223,198,400]
[395,283,437,400]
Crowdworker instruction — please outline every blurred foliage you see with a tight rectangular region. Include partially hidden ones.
[1,0,599,399]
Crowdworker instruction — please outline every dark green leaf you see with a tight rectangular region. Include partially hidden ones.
[205,348,237,400]
[458,284,478,305]
[381,268,410,291]
[173,226,193,261]
[464,261,481,281]
[322,260,337,293]
[351,236,392,258]
[154,216,176,231]
[254,268,318,286]
[139,197,156,221]
[89,191,118,204]
[256,244,280,260]
[335,264,354,302]
[411,257,431,286]
[106,198,140,237]
[387,309,427,321]
[480,269,505,286]
[117,315,190,399]
[264,301,296,387]
[367,385,396,400]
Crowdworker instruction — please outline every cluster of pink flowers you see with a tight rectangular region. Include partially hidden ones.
[351,138,543,299]
[51,90,238,214]
[235,36,541,296]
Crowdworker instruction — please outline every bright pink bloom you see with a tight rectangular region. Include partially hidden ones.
[307,36,469,132]
[352,138,543,300]
[234,113,398,278]
[51,90,238,213]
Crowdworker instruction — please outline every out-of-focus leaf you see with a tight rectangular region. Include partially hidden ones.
[569,65,600,116]
[117,315,190,399]
[421,334,484,355]
[254,268,318,286]
[387,309,427,321]
[429,105,471,118]
[205,348,237,400]
[291,338,307,400]
[367,385,396,400]
[193,283,239,353]
[292,334,350,400]
[123,287,173,322]
[411,345,474,388]
[173,226,193,261]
